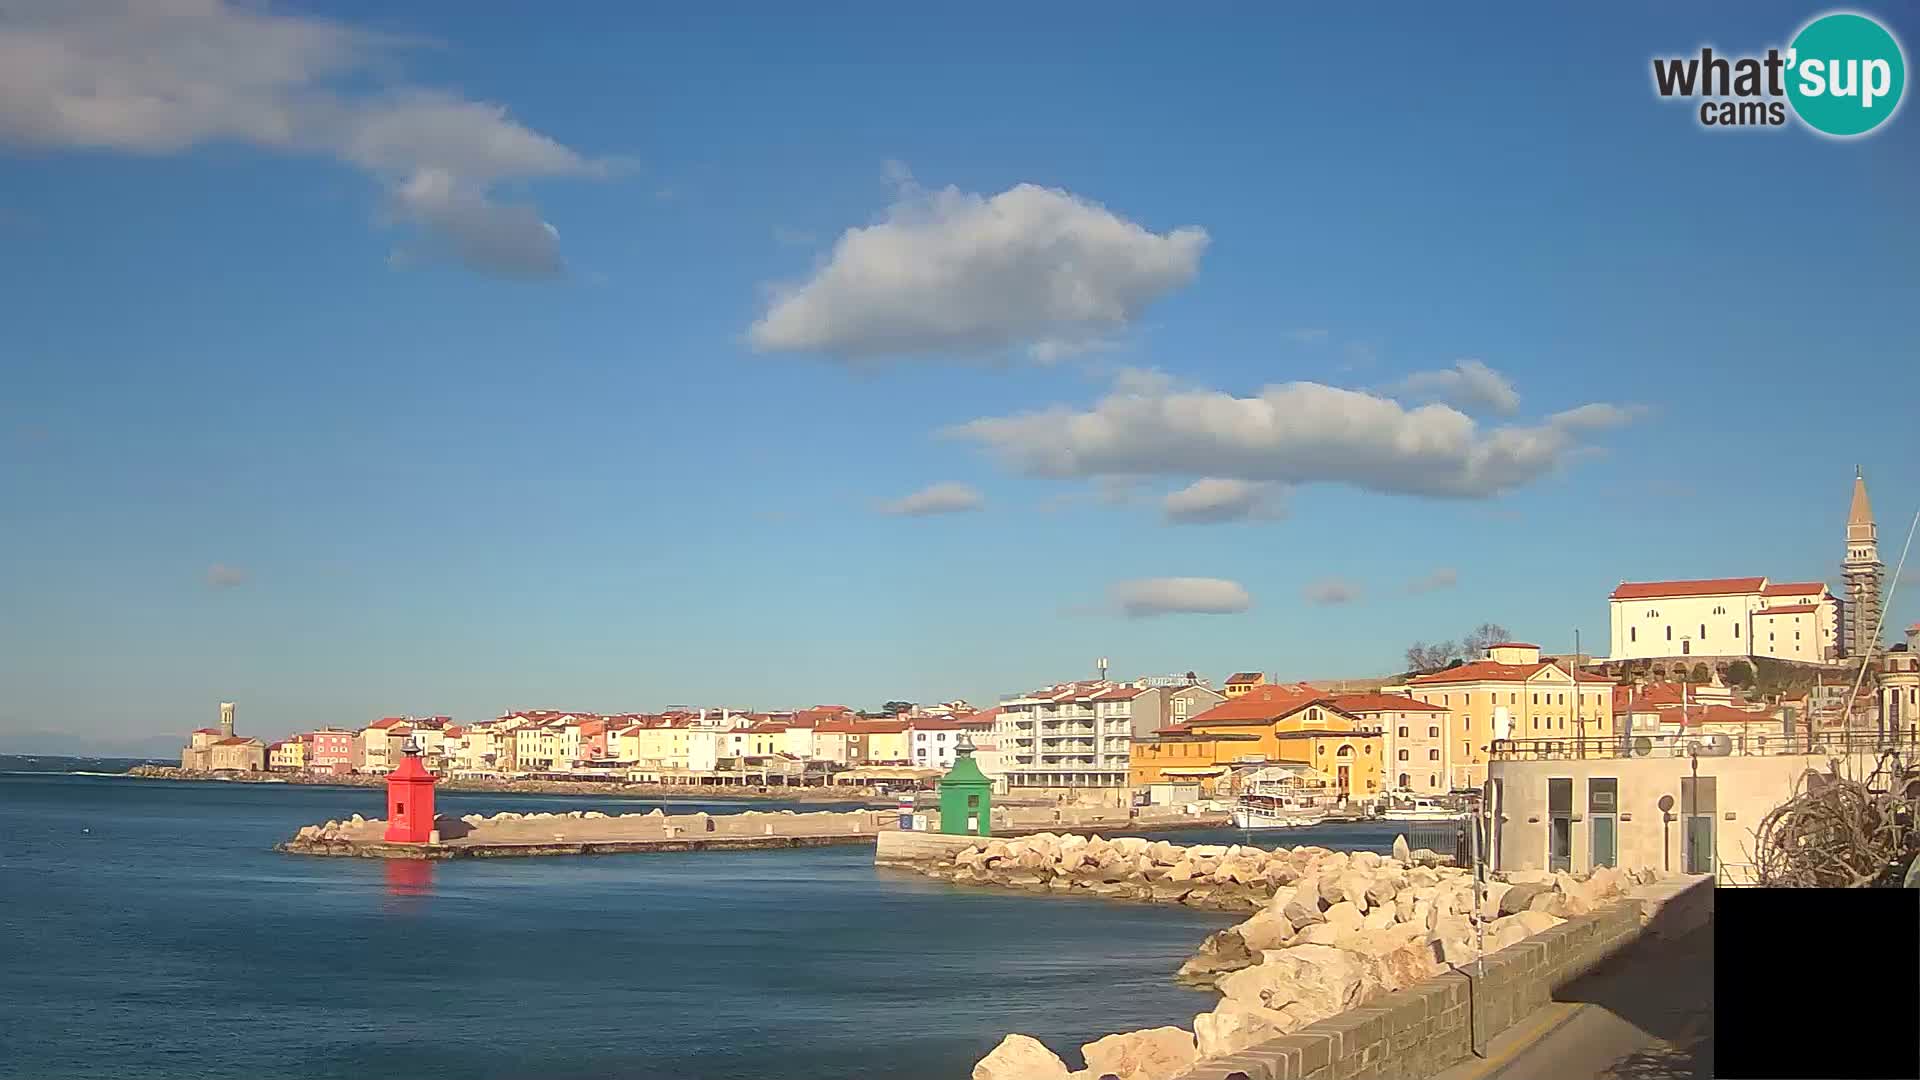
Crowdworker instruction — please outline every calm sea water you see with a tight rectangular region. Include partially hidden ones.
[0,773,1326,1080]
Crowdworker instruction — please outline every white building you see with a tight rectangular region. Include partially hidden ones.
[994,681,1138,800]
[1607,577,1841,664]
[904,715,996,769]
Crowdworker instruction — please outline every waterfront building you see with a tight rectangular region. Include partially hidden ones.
[906,714,997,769]
[1485,726,1895,881]
[858,720,911,764]
[267,737,308,771]
[1330,692,1452,796]
[1223,672,1267,698]
[306,729,355,773]
[992,681,1139,803]
[179,726,223,770]
[1389,642,1613,791]
[207,736,267,772]
[1179,687,1385,803]
[1843,468,1885,657]
[1127,680,1225,739]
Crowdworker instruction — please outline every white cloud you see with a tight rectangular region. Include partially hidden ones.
[1303,578,1361,605]
[1388,360,1521,416]
[205,563,249,588]
[748,175,1208,360]
[877,482,985,517]
[0,1,606,277]
[1407,567,1459,594]
[1108,577,1251,618]
[949,372,1639,499]
[1162,478,1284,525]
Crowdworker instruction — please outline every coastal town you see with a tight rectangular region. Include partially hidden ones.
[165,473,1916,861]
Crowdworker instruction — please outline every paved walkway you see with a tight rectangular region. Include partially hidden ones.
[1431,923,1714,1080]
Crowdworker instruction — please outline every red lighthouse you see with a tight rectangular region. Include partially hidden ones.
[383,738,439,844]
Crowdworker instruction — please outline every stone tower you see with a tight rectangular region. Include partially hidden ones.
[1842,468,1884,657]
[219,701,236,739]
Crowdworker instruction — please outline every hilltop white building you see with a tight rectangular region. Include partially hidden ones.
[1607,577,1841,664]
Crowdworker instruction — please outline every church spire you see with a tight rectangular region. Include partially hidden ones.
[1848,467,1875,532]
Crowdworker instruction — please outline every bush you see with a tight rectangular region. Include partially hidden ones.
[1725,660,1755,686]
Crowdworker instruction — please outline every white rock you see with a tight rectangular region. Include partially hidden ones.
[1392,834,1412,865]
[1323,901,1365,933]
[1079,1026,1196,1080]
[1217,943,1366,1024]
[972,1034,1069,1080]
[1236,909,1296,952]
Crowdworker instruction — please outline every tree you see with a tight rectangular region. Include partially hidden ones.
[1688,663,1711,684]
[881,701,915,716]
[1724,661,1754,687]
[1404,640,1461,673]
[1461,623,1513,658]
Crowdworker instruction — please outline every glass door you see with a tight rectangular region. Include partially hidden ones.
[1547,777,1573,872]
[1589,777,1618,868]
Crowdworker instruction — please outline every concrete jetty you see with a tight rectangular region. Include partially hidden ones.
[279,807,891,859]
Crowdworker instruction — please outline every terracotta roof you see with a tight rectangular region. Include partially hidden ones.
[1762,582,1826,596]
[1226,672,1265,684]
[1088,685,1145,700]
[1654,704,1780,728]
[1754,604,1819,615]
[1328,692,1448,714]
[1409,660,1611,686]
[213,736,258,747]
[192,728,223,735]
[1610,577,1767,600]
[368,717,409,730]
[907,717,994,731]
[1186,684,1326,724]
[853,720,909,734]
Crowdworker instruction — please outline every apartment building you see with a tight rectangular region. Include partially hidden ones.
[1389,642,1614,791]
[993,681,1138,801]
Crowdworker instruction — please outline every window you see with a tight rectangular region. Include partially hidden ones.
[1399,772,1410,788]
[1336,745,1353,757]
[1428,749,1440,760]
[1712,605,1726,615]
[1398,749,1409,760]
[1700,623,1707,639]
[1666,625,1672,640]
[1733,624,1740,639]
[1428,725,1441,738]
[1532,693,1538,705]
[1464,741,1471,757]
[1430,774,1438,787]
[966,794,979,808]
[1631,627,1636,642]
[1398,726,1409,737]
[1363,745,1373,755]
[395,801,406,816]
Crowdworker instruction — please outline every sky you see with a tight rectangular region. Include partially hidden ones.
[3,2,1918,748]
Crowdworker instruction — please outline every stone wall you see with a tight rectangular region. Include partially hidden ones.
[290,807,889,848]
[1177,875,1714,1080]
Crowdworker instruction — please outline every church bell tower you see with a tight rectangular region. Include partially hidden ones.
[1842,467,1884,657]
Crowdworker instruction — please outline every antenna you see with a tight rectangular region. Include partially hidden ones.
[1097,656,1109,681]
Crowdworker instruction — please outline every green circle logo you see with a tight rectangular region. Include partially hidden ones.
[1786,12,1906,136]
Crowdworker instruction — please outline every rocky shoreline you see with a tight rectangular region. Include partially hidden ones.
[883,833,1659,1080]
[123,765,888,804]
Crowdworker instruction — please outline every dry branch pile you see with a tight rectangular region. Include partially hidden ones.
[1752,757,1919,888]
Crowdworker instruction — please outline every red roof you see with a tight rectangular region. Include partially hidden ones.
[192,728,223,735]
[1409,659,1611,686]
[1328,692,1448,714]
[907,717,995,731]
[213,736,257,747]
[1754,604,1819,615]
[853,720,909,734]
[443,726,464,738]
[368,717,409,730]
[1762,582,1826,596]
[1226,672,1265,684]
[1187,685,1325,724]
[1658,704,1779,728]
[1610,577,1767,600]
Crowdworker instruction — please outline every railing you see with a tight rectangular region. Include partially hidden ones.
[1490,730,1920,762]
[1717,860,1760,887]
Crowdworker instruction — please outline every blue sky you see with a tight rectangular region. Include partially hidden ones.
[3,2,1917,746]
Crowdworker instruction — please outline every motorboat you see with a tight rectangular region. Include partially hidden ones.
[1377,794,1465,821]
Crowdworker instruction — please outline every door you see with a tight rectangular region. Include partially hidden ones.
[1337,765,1350,802]
[1589,778,1618,868]
[1547,777,1573,872]
[1681,776,1716,875]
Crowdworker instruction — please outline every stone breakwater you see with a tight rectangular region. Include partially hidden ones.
[882,833,1662,1080]
[280,807,890,858]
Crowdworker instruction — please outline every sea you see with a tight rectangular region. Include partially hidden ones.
[0,764,1413,1080]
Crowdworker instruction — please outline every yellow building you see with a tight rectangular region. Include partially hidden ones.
[1128,685,1386,803]
[268,738,308,771]
[1389,642,1615,790]
[1223,671,1267,698]
[859,722,911,764]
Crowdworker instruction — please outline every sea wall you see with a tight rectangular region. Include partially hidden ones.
[956,835,1676,1080]
[126,765,882,802]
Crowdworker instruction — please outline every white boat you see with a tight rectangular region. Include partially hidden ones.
[1231,792,1327,830]
[1377,795,1465,821]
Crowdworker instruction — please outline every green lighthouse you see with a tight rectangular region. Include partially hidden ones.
[937,736,994,836]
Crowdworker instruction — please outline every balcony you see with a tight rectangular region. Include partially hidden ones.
[1489,729,1915,762]
[1040,725,1096,737]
